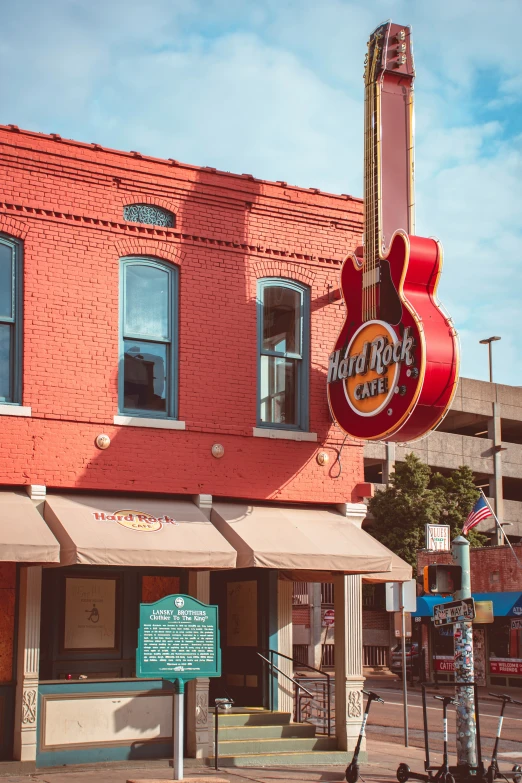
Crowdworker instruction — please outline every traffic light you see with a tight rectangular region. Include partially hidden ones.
[423,564,462,595]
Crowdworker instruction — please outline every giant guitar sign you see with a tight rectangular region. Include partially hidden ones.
[328,23,459,442]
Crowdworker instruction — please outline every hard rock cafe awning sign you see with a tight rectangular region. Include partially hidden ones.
[327,22,459,443]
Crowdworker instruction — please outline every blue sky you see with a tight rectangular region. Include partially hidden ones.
[1,0,521,385]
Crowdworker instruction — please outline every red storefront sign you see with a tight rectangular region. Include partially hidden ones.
[490,658,522,676]
[434,656,455,672]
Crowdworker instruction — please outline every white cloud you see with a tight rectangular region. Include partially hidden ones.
[1,0,522,384]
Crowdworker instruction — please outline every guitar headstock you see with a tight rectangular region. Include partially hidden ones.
[365,22,414,85]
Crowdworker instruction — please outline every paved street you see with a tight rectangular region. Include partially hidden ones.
[365,684,522,764]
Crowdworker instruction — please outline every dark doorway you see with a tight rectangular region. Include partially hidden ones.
[210,569,276,707]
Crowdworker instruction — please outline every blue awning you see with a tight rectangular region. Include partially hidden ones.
[413,592,522,618]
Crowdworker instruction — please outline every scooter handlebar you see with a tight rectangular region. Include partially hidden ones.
[488,692,522,706]
[362,689,384,703]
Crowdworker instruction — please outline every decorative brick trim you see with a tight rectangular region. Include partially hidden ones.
[120,193,179,215]
[114,238,183,266]
[0,214,29,240]
[250,261,316,296]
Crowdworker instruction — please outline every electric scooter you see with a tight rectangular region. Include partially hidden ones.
[397,693,456,783]
[345,689,384,783]
[397,682,486,783]
[486,692,522,783]
[433,695,458,783]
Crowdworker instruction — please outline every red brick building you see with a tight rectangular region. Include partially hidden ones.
[415,546,522,688]
[0,125,410,768]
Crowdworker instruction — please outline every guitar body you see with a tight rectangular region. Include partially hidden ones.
[327,230,459,442]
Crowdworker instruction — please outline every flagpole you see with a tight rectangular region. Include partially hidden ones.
[479,489,522,569]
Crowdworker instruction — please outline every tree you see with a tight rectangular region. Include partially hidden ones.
[368,453,487,572]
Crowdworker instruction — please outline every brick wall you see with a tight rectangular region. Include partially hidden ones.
[362,609,389,630]
[417,545,522,592]
[292,606,310,627]
[0,125,365,503]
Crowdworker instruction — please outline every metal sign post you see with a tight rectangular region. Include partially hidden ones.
[136,594,221,781]
[386,580,416,748]
[173,679,184,781]
[400,581,409,748]
[451,536,478,772]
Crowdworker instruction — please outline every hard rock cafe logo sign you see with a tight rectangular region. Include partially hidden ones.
[328,322,414,417]
[92,509,178,532]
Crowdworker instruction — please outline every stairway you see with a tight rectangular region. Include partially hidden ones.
[209,709,353,767]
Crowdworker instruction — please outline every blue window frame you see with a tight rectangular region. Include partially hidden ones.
[0,235,22,404]
[257,278,309,430]
[119,257,178,418]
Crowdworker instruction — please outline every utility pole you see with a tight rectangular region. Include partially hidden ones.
[452,536,478,771]
[399,581,409,747]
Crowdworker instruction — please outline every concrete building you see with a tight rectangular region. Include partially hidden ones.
[364,376,522,544]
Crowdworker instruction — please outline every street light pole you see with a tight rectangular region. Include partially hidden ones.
[479,336,501,383]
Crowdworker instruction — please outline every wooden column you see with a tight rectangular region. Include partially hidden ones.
[13,566,42,762]
[334,573,365,753]
[186,570,211,759]
[277,579,293,714]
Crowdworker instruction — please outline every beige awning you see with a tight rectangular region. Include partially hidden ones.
[0,491,60,563]
[210,502,393,573]
[363,549,412,583]
[44,494,237,568]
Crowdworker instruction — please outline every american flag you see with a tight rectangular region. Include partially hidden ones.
[463,495,492,535]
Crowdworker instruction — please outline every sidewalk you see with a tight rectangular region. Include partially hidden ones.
[0,738,438,783]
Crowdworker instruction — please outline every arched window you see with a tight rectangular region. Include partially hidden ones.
[120,258,178,418]
[257,279,309,430]
[123,204,175,228]
[0,235,22,404]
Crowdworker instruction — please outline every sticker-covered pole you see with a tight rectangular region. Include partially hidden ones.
[452,536,477,770]
[173,679,185,781]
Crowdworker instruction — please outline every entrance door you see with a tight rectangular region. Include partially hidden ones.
[210,569,276,707]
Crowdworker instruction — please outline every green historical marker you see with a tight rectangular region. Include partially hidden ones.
[136,594,221,780]
[137,593,220,681]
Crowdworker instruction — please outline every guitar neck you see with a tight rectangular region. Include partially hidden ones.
[362,22,415,322]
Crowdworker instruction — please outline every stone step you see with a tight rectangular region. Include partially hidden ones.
[213,736,338,755]
[216,722,317,741]
[212,710,292,727]
[208,750,363,767]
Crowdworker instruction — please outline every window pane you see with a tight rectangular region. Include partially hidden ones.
[0,324,12,400]
[123,339,167,412]
[262,286,301,354]
[260,355,298,425]
[0,243,13,319]
[125,264,169,339]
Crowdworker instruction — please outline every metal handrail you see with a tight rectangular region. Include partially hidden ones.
[257,648,332,736]
[257,653,315,698]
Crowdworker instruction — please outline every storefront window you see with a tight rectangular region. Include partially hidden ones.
[489,618,522,659]
[63,576,120,652]
[120,258,178,418]
[40,567,184,681]
[257,279,309,430]
[434,625,454,656]
[0,235,22,404]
